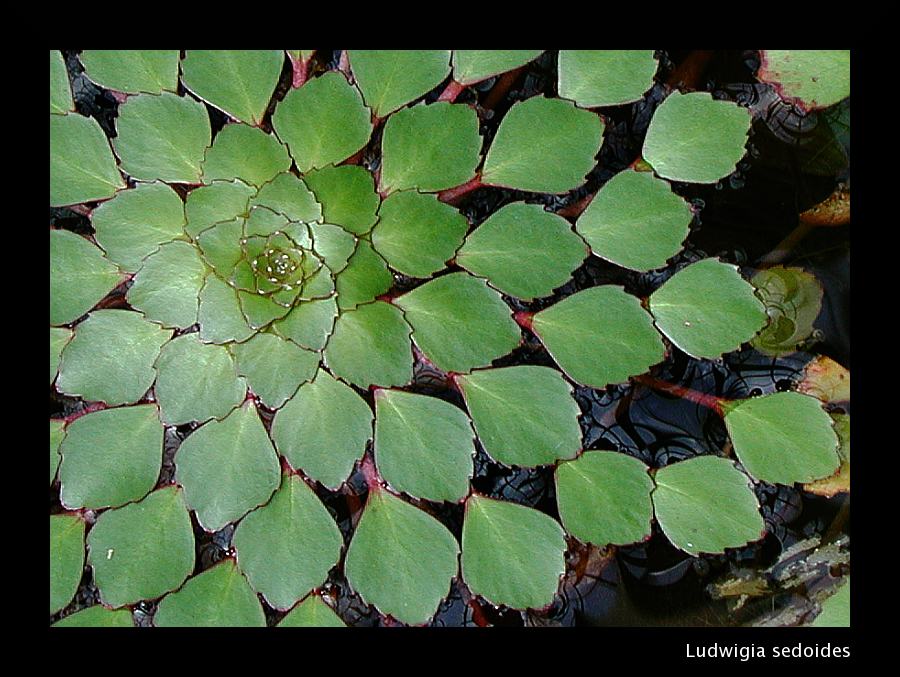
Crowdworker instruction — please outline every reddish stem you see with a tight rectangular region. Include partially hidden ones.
[555,191,596,220]
[62,401,109,425]
[289,54,309,88]
[437,79,466,103]
[438,174,483,205]
[482,68,524,111]
[633,374,727,417]
[513,311,535,331]
[666,50,715,90]
[358,453,382,494]
[340,149,364,166]
[68,204,93,217]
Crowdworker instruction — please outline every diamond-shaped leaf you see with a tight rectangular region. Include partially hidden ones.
[59,404,163,510]
[50,230,123,326]
[482,96,604,194]
[461,495,565,610]
[334,240,393,310]
[652,456,765,556]
[456,202,589,299]
[457,365,582,467]
[154,558,266,627]
[197,275,255,344]
[127,241,207,329]
[175,401,281,531]
[272,370,373,489]
[303,165,380,235]
[374,389,474,503]
[372,191,469,278]
[396,273,521,374]
[345,489,459,625]
[348,50,451,118]
[532,286,665,388]
[87,486,195,608]
[184,179,255,239]
[57,310,171,406]
[50,113,125,206]
[250,172,323,224]
[232,332,320,409]
[277,595,345,627]
[201,123,291,187]
[233,471,343,610]
[181,50,284,125]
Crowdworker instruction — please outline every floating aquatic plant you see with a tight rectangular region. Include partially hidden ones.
[50,49,849,627]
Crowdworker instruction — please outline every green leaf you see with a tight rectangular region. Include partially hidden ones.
[482,96,604,194]
[278,595,345,627]
[456,202,589,299]
[52,605,134,627]
[345,489,459,625]
[195,218,244,276]
[181,49,284,125]
[575,170,692,271]
[59,404,163,510]
[642,91,751,184]
[232,332,320,409]
[759,50,850,111]
[237,289,296,329]
[452,50,544,86]
[324,301,413,387]
[348,50,451,118]
[50,327,73,385]
[532,286,665,388]
[50,230,122,326]
[273,71,373,172]
[113,92,211,183]
[154,332,247,426]
[374,389,474,503]
[50,514,85,614]
[457,365,582,467]
[723,392,840,485]
[50,419,65,486]
[810,578,850,627]
[461,495,565,610]
[79,50,179,94]
[372,191,469,277]
[57,310,171,405]
[649,258,768,359]
[50,50,74,115]
[652,456,765,556]
[558,50,658,108]
[233,472,343,610]
[250,172,323,224]
[184,179,254,239]
[197,275,255,344]
[87,486,195,608]
[751,266,824,356]
[303,165,380,235]
[555,451,653,546]
[175,401,281,531]
[804,413,850,497]
[91,182,187,272]
[201,123,291,187]
[380,102,481,194]
[154,559,266,627]
[272,370,373,489]
[272,297,337,351]
[50,113,125,206]
[127,241,207,329]
[334,240,393,310]
[396,273,521,374]
[310,222,357,274]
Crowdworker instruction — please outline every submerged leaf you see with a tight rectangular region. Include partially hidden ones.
[462,495,566,610]
[175,401,281,531]
[154,559,266,627]
[652,456,765,556]
[482,95,604,194]
[87,486,195,608]
[345,489,459,625]
[797,355,850,403]
[751,266,824,356]
[181,49,284,125]
[642,91,751,184]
